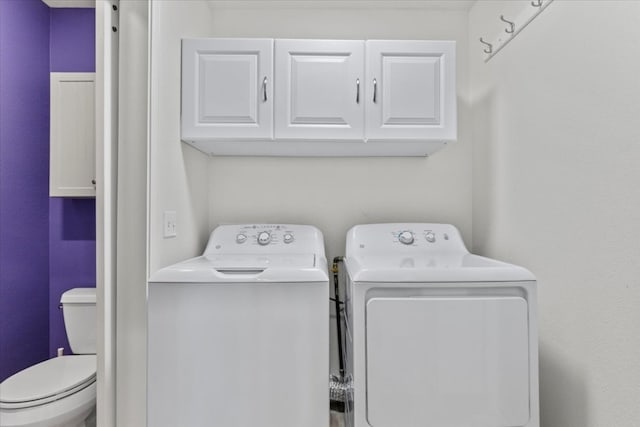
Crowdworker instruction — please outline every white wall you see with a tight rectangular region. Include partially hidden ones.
[470,1,640,425]
[148,2,213,273]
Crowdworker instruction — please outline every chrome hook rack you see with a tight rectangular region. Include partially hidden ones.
[480,0,555,62]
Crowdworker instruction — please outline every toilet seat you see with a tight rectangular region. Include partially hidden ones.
[0,383,96,427]
[0,355,96,410]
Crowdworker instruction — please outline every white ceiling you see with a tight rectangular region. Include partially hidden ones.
[41,0,474,10]
[207,0,476,10]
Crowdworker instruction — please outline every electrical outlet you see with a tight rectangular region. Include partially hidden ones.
[163,211,177,238]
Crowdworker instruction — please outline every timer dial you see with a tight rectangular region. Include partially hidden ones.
[257,231,271,246]
[398,231,414,245]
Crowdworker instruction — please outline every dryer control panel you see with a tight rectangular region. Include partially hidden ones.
[204,224,326,256]
[347,223,469,256]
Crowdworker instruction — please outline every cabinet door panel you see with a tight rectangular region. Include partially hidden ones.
[383,56,440,124]
[275,40,364,140]
[199,55,257,124]
[182,39,273,140]
[366,40,456,141]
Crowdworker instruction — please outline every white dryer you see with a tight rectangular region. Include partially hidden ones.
[343,223,539,427]
[148,224,329,427]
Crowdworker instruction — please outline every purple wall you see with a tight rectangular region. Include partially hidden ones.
[0,0,51,381]
[50,8,95,72]
[49,8,96,358]
[0,3,95,381]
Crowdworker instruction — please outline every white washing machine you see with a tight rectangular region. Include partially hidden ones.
[148,224,329,427]
[343,223,539,427]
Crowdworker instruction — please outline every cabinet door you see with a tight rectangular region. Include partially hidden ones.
[275,39,364,140]
[181,39,273,141]
[50,73,96,198]
[366,40,456,141]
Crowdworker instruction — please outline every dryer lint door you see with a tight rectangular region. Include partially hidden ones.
[365,296,530,427]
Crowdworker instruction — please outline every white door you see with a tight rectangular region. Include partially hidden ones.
[50,73,96,197]
[275,39,364,140]
[366,296,530,427]
[181,38,273,141]
[365,40,456,141]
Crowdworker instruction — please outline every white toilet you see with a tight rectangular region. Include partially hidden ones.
[0,288,97,427]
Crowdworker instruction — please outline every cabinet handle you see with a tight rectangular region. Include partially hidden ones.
[356,78,360,104]
[373,78,377,103]
[262,76,268,102]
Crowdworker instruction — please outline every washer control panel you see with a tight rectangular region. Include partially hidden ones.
[394,228,457,247]
[205,224,324,256]
[232,225,295,247]
[390,227,458,247]
[347,223,468,255]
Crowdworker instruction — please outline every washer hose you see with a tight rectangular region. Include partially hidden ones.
[332,256,345,379]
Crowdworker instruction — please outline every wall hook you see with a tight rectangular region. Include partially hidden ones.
[531,0,543,7]
[479,37,493,54]
[500,15,515,34]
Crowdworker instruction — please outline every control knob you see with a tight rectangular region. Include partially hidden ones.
[257,231,271,246]
[283,233,294,244]
[236,233,247,244]
[425,232,436,243]
[398,231,414,245]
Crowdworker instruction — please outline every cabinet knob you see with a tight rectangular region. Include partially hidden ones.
[91,179,96,185]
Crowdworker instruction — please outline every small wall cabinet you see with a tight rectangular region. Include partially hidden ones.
[181,38,456,157]
[50,72,96,197]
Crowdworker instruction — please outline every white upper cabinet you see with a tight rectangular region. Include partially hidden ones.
[275,40,364,140]
[365,40,456,142]
[181,38,273,141]
[180,38,456,156]
[50,72,96,198]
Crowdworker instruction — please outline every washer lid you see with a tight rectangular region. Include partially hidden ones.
[149,254,329,283]
[0,355,96,406]
[346,253,535,282]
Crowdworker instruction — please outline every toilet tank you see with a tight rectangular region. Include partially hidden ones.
[61,288,97,354]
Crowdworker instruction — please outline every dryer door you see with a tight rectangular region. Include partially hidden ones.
[366,296,530,427]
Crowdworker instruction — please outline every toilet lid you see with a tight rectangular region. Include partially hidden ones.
[0,355,96,409]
